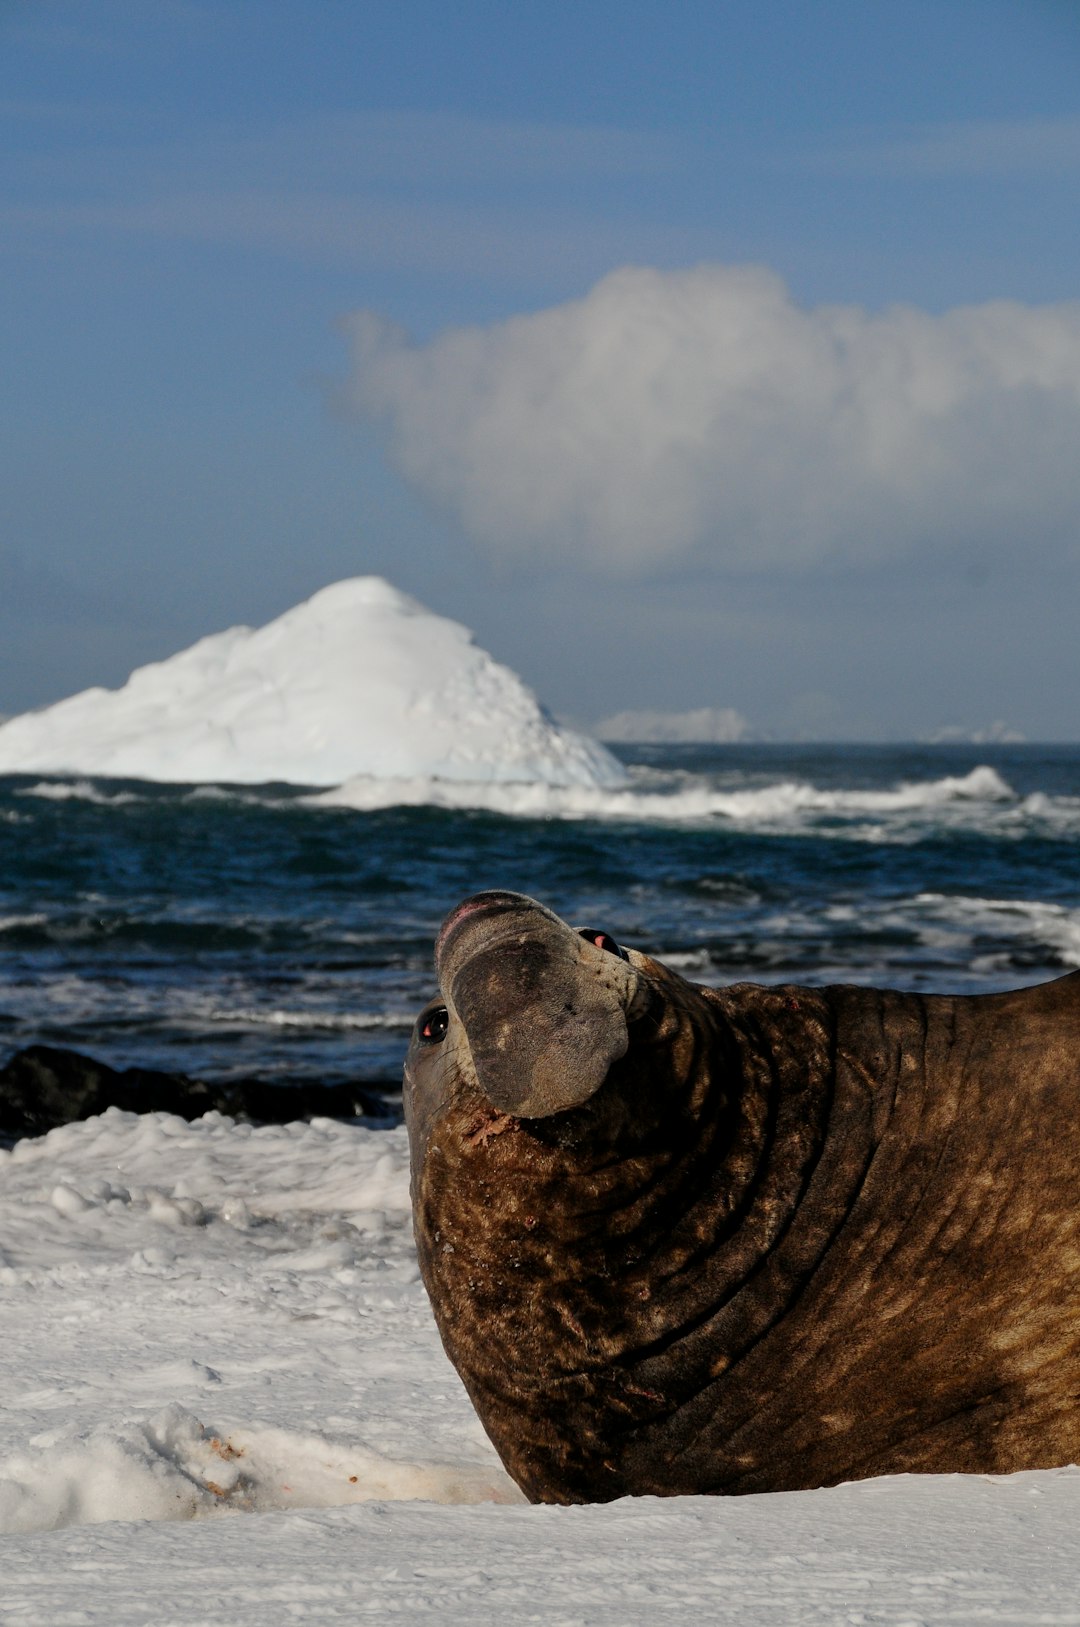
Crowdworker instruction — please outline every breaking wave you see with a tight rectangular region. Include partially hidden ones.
[308,764,1044,838]
[15,780,145,806]
[12,762,1078,842]
[203,1007,415,1032]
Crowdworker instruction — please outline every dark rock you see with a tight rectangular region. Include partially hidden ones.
[0,1044,400,1143]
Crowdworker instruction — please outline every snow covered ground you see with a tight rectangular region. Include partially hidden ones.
[0,578,623,791]
[3,1107,1080,1624]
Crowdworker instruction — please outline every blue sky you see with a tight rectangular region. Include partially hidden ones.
[3,0,1079,738]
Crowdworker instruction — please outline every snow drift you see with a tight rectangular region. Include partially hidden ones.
[5,1106,1080,1624]
[0,578,623,789]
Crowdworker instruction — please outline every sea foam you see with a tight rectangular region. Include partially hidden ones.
[311,762,1018,828]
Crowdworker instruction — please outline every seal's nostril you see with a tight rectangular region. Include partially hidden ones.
[436,891,542,965]
[577,928,628,961]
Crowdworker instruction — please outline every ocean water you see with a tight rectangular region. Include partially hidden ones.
[2,743,1078,1094]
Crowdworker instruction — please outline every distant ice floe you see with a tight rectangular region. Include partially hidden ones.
[594,705,752,743]
[0,578,623,791]
[923,720,1027,744]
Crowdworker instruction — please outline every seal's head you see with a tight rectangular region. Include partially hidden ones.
[404,889,658,1153]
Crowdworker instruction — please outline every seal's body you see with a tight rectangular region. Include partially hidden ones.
[404,890,1080,1503]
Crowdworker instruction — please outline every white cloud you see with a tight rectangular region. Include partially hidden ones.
[342,263,1080,573]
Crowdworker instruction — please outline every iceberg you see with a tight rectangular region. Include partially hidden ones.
[0,578,625,790]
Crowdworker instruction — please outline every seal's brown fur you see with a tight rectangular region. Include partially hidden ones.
[404,890,1080,1503]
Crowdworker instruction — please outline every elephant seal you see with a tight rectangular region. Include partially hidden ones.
[404,889,1080,1504]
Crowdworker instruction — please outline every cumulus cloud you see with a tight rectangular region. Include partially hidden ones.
[342,263,1080,572]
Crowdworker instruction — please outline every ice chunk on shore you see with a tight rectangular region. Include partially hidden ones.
[0,578,624,788]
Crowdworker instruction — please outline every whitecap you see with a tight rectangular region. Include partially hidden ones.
[308,763,1020,830]
[204,1007,415,1032]
[14,780,143,806]
[910,893,1080,968]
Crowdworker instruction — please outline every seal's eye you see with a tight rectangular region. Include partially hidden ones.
[418,1005,449,1045]
[577,928,629,961]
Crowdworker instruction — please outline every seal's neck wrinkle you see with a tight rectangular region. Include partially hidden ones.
[619,986,861,1395]
[595,982,848,1369]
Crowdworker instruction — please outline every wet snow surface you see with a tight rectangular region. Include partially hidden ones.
[3,1109,1079,1623]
